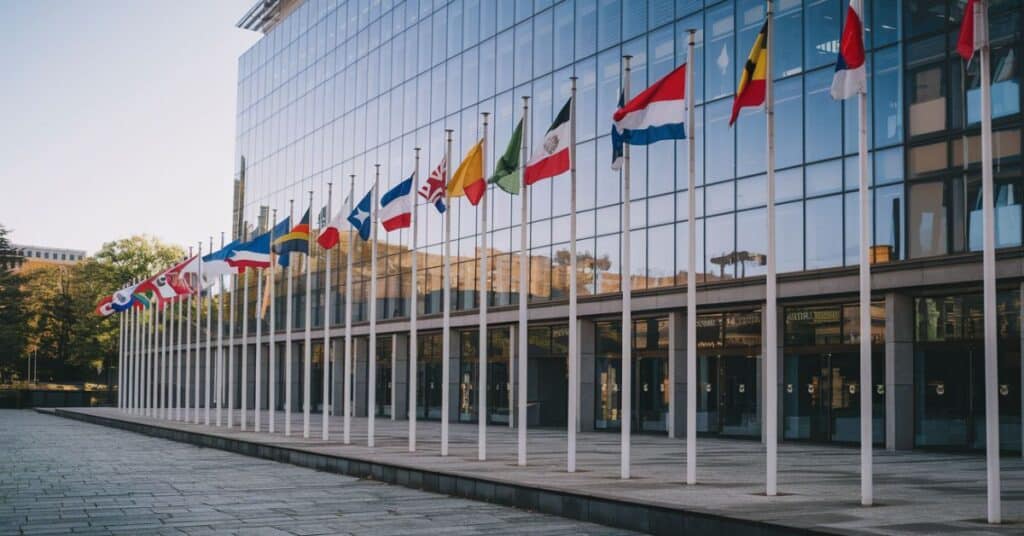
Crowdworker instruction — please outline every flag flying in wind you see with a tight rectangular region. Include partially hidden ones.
[132,288,156,309]
[489,119,523,194]
[200,240,242,279]
[229,216,291,271]
[272,209,311,267]
[380,175,414,231]
[95,295,115,317]
[830,0,866,100]
[525,98,572,185]
[613,64,688,145]
[729,20,769,126]
[317,198,350,249]
[348,189,374,241]
[447,139,486,205]
[957,0,986,61]
[611,90,626,171]
[112,283,138,312]
[418,157,448,213]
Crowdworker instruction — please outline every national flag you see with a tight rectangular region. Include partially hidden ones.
[112,283,138,312]
[488,119,523,194]
[272,209,311,267]
[348,189,373,241]
[228,216,291,271]
[317,198,349,249]
[611,90,625,171]
[418,157,448,213]
[132,288,156,309]
[830,0,866,100]
[380,175,414,231]
[162,257,195,296]
[957,0,986,62]
[613,63,687,145]
[200,239,242,279]
[95,295,115,317]
[525,98,572,185]
[447,139,486,205]
[729,20,768,126]
[136,266,184,304]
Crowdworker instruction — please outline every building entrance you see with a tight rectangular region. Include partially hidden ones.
[527,326,568,427]
[594,318,668,433]
[696,311,761,437]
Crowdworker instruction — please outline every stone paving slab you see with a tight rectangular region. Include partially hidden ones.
[51,407,1024,535]
[0,410,634,535]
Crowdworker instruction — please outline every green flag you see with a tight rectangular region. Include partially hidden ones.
[488,118,523,195]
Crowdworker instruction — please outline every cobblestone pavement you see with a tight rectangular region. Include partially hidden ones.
[0,410,635,535]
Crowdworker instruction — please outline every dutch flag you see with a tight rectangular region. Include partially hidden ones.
[612,62,687,155]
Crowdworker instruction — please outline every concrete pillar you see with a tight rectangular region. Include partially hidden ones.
[579,318,596,432]
[886,292,914,451]
[668,310,687,439]
[394,333,409,420]
[355,337,368,417]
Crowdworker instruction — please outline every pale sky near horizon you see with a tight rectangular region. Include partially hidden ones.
[0,0,260,255]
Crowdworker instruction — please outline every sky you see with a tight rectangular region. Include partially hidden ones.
[0,0,260,255]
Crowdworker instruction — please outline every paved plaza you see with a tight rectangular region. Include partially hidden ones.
[0,410,634,535]
[42,407,1024,535]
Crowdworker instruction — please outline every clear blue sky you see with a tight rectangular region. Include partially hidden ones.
[0,0,259,255]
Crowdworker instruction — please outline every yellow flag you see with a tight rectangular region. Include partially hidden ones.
[447,139,486,206]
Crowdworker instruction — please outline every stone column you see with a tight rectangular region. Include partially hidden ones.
[394,333,409,420]
[668,310,687,439]
[886,292,914,451]
[579,318,596,432]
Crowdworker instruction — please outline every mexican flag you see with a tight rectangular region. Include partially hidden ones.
[524,97,572,185]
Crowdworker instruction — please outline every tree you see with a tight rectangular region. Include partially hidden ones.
[0,225,26,382]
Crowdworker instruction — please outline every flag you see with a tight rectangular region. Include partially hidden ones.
[136,263,188,304]
[317,199,349,249]
[489,119,523,194]
[95,296,115,317]
[831,0,866,100]
[132,288,156,309]
[380,175,414,231]
[447,139,486,205]
[525,98,572,185]
[163,257,195,295]
[229,216,291,271]
[200,240,242,279]
[272,209,310,267]
[348,189,373,241]
[611,90,625,171]
[729,20,768,126]
[418,157,448,213]
[957,0,986,62]
[613,63,687,144]
[112,283,138,312]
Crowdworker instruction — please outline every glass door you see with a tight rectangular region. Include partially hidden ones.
[636,356,668,432]
[375,337,392,418]
[783,354,830,442]
[718,355,760,436]
[696,355,720,434]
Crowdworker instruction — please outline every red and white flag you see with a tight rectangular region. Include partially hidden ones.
[524,98,572,185]
[317,199,350,250]
[95,295,115,317]
[957,0,987,62]
[830,0,866,100]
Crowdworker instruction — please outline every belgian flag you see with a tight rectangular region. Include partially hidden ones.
[272,209,310,267]
[729,20,768,126]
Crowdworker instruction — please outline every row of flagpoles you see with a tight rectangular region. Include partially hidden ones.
[98,0,1004,523]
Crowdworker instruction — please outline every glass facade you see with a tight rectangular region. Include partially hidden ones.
[696,310,761,438]
[594,318,669,432]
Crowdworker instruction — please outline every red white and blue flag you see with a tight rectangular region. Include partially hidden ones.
[830,0,866,100]
[228,216,291,271]
[612,63,687,147]
[95,295,116,317]
[418,157,447,213]
[380,175,414,231]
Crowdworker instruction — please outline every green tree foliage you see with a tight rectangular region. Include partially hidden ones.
[0,225,26,381]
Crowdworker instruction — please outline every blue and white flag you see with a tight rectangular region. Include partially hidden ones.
[348,189,373,241]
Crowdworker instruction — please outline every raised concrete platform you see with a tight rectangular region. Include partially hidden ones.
[50,408,1022,535]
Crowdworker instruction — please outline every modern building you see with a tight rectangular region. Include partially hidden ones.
[225,0,1023,454]
[12,244,88,268]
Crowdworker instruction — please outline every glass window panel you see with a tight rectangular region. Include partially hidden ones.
[908,64,945,137]
[705,99,735,183]
[874,183,904,261]
[844,192,862,266]
[965,45,1020,125]
[908,181,949,259]
[463,47,479,105]
[776,201,804,273]
[870,0,899,47]
[576,56,598,141]
[596,205,620,235]
[705,213,735,280]
[806,159,843,197]
[706,180,735,215]
[775,167,803,203]
[577,139,597,211]
[705,3,735,100]
[874,146,903,185]
[806,194,844,269]
[514,21,533,86]
[675,220,691,283]
[736,106,766,176]
[595,233,620,294]
[649,193,674,226]
[904,0,945,38]
[805,68,843,162]
[496,31,514,92]
[737,174,766,209]
[648,224,675,288]
[775,77,803,168]
[480,38,496,98]
[623,0,647,40]
[774,0,802,78]
[737,208,767,277]
[534,9,554,77]
[843,152,874,191]
[804,0,840,70]
[598,0,622,51]
[554,0,575,69]
[630,229,647,289]
[908,142,947,178]
[575,0,598,58]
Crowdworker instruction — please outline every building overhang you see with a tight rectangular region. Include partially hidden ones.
[237,0,302,34]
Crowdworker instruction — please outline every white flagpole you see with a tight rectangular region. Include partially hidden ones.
[164,298,171,418]
[765,0,779,496]
[185,248,193,422]
[118,307,124,409]
[369,164,381,448]
[217,233,225,427]
[285,200,295,436]
[205,236,213,426]
[269,210,278,433]
[686,29,698,486]
[141,304,147,416]
[479,112,490,462]
[517,98,529,467]
[127,295,134,412]
[323,182,333,441]
[856,0,873,505]
[132,295,139,413]
[195,242,204,424]
[391,335,397,421]
[977,0,1001,523]
[149,302,156,417]
[159,298,166,418]
[241,245,250,431]
[442,130,453,457]
[568,78,579,473]
[176,295,183,420]
[304,190,314,439]
[620,54,633,480]
[255,264,264,432]
[228,268,237,428]
[344,178,355,444]
[410,149,420,452]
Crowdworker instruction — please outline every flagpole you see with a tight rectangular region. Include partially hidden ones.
[686,28,698,486]
[764,0,779,497]
[217,232,226,427]
[855,2,873,505]
[206,236,213,426]
[149,301,156,417]
[323,182,333,441]
[369,164,381,448]
[160,298,167,418]
[517,98,529,467]
[285,200,295,436]
[241,228,250,431]
[132,295,139,413]
[977,0,1001,523]
[269,209,278,434]
[228,261,237,428]
[142,303,148,416]
[304,190,314,439]
[344,177,355,444]
[568,78,580,473]
[620,54,633,480]
[176,294,183,420]
[255,262,264,432]
[410,149,420,452]
[117,307,124,409]
[479,111,490,462]
[164,295,170,418]
[442,130,453,457]
[195,242,203,424]
[185,248,193,422]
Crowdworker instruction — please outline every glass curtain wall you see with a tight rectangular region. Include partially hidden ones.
[457,328,512,424]
[594,317,669,433]
[696,310,762,438]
